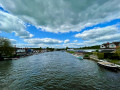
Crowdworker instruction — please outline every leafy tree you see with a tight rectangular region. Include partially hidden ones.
[0,38,14,57]
[40,47,42,50]
[46,47,49,50]
[46,47,54,51]
[39,47,42,52]
[80,45,100,49]
[66,47,69,50]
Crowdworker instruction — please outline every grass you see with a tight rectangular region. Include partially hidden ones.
[106,59,120,65]
[66,51,75,54]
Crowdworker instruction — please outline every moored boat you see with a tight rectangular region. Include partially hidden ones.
[72,54,83,60]
[76,56,83,60]
[97,61,120,71]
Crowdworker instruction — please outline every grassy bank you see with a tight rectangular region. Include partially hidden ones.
[66,51,75,54]
[106,59,120,65]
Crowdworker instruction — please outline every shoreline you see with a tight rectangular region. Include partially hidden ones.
[0,52,42,61]
[67,51,120,71]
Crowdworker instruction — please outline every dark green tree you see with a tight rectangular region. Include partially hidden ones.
[0,38,14,58]
[66,47,69,50]
[39,47,42,52]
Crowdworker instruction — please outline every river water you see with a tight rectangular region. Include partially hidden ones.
[0,51,120,90]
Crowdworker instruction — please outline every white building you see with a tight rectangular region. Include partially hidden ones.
[100,42,120,49]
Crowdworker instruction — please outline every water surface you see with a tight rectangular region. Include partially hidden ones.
[0,51,120,90]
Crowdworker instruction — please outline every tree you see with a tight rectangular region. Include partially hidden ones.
[0,38,14,57]
[46,47,54,51]
[66,47,69,50]
[39,47,42,52]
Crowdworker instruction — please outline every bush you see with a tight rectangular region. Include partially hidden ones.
[84,54,89,57]
[96,49,99,52]
[93,52,98,56]
[104,53,120,60]
[116,47,120,58]
[97,53,104,59]
[67,51,75,54]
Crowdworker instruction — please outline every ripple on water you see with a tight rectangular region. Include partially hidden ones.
[0,51,120,90]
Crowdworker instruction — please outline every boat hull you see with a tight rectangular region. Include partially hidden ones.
[97,63,120,71]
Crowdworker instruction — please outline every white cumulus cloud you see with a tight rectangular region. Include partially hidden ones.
[75,25,120,46]
[1,0,120,33]
[24,38,63,44]
[75,25,119,40]
[0,10,33,39]
[10,39,16,44]
[64,39,70,43]
[74,40,78,42]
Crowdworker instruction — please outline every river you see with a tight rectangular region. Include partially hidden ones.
[0,51,120,90]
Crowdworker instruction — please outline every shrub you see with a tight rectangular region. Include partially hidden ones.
[96,49,99,52]
[67,51,75,54]
[104,53,120,60]
[97,53,104,59]
[93,52,98,56]
[116,47,120,59]
[84,54,89,57]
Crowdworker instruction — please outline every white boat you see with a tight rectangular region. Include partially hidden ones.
[73,54,83,60]
[97,61,120,71]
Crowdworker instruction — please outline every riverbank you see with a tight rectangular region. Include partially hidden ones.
[1,52,42,61]
[67,51,120,71]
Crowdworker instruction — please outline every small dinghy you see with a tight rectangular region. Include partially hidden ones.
[73,54,83,60]
[76,56,83,60]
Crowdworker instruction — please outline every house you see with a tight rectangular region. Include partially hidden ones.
[100,42,120,49]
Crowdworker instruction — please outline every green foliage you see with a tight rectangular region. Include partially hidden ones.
[97,53,104,59]
[96,49,99,52]
[107,59,120,65]
[116,47,120,58]
[39,47,42,52]
[79,45,100,49]
[66,47,69,50]
[39,47,42,50]
[46,47,54,51]
[0,38,14,57]
[84,54,89,57]
[93,52,98,56]
[67,51,75,54]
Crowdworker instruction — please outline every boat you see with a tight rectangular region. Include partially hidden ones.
[73,54,83,60]
[97,61,120,71]
[76,56,83,60]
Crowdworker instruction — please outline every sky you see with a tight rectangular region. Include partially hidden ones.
[0,0,120,48]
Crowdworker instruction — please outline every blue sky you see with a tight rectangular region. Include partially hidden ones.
[0,0,120,48]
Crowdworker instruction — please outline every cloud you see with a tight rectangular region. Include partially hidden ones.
[74,40,78,42]
[63,43,84,48]
[10,39,16,44]
[1,0,120,33]
[0,10,33,39]
[64,39,70,43]
[75,25,120,46]
[24,38,63,44]
[75,25,119,40]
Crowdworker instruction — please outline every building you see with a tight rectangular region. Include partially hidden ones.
[15,48,34,56]
[16,48,26,56]
[100,42,120,49]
